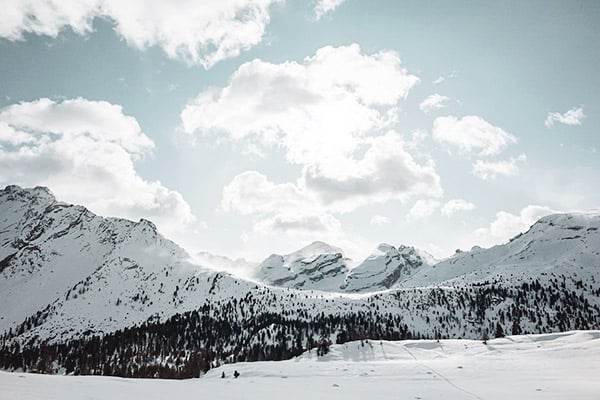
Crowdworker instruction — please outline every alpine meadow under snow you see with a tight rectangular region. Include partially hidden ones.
[2,331,599,400]
[1,1,600,399]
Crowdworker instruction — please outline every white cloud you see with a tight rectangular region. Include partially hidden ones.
[303,131,442,211]
[0,0,282,68]
[183,45,445,251]
[419,94,449,113]
[222,132,442,215]
[0,98,195,237]
[406,129,428,150]
[186,45,436,219]
[476,205,557,244]
[407,199,441,221]
[221,171,317,215]
[471,154,526,180]
[545,106,585,128]
[433,115,517,156]
[314,0,346,20]
[182,44,419,167]
[432,76,445,85]
[0,0,101,39]
[370,215,391,226]
[441,198,475,217]
[0,122,36,145]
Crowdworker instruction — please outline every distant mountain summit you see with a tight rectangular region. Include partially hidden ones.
[255,241,436,292]
[255,241,349,291]
[401,210,600,287]
[254,210,600,293]
[342,244,436,292]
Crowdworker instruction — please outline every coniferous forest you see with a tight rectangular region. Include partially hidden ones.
[1,277,598,378]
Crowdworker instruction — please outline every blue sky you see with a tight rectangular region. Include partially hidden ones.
[1,0,599,264]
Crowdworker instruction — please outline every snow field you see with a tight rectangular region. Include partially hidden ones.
[1,330,598,400]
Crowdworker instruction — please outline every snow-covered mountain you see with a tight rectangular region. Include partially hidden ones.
[255,242,435,293]
[255,211,600,294]
[254,241,349,291]
[0,185,245,340]
[401,211,600,287]
[342,244,435,292]
[0,185,598,378]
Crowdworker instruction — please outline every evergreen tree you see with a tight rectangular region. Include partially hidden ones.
[511,318,522,336]
[494,322,505,338]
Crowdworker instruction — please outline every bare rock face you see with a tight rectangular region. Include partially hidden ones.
[255,241,350,291]
[342,244,434,292]
[256,241,435,293]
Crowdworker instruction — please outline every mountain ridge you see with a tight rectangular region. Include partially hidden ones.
[0,185,598,378]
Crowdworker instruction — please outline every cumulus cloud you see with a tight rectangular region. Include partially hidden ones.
[185,45,443,241]
[182,44,419,167]
[186,44,437,222]
[223,134,442,214]
[471,154,526,180]
[441,198,475,217]
[0,0,282,68]
[476,205,557,244]
[407,199,441,221]
[0,98,195,236]
[303,132,442,211]
[314,0,346,20]
[419,93,449,113]
[433,115,517,156]
[221,171,317,215]
[545,106,585,128]
[369,215,390,226]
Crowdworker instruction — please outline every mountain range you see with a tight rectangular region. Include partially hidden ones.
[0,185,598,378]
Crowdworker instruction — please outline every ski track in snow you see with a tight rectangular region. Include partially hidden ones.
[403,344,483,400]
[1,331,599,400]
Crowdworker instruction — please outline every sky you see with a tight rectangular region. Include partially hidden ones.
[0,0,599,265]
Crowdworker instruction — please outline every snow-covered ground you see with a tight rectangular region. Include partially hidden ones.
[1,330,598,400]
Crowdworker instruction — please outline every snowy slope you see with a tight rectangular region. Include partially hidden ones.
[1,330,599,400]
[0,185,253,340]
[0,185,181,333]
[402,211,600,287]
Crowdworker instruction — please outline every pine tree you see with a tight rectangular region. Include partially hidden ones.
[511,318,522,336]
[494,322,505,338]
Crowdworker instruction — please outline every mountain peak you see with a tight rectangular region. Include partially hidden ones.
[293,241,343,258]
[254,241,348,291]
[137,218,158,232]
[2,184,56,203]
[343,243,433,292]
